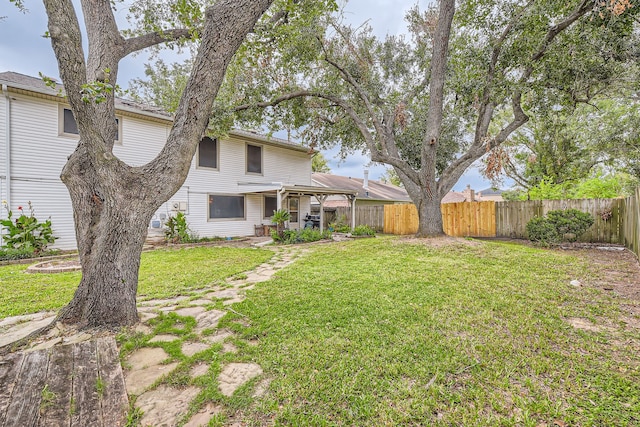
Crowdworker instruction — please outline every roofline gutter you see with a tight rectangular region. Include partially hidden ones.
[2,84,10,211]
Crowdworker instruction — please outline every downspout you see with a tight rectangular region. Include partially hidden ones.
[2,84,10,211]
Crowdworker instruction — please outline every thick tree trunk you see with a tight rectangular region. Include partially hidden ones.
[41,0,276,330]
[415,196,445,237]
[56,145,159,328]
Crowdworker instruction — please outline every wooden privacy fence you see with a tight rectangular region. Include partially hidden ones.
[623,187,640,258]
[383,202,496,237]
[382,191,640,259]
[335,205,386,231]
[495,198,626,244]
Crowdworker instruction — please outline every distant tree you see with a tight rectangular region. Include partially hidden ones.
[484,100,640,189]
[312,152,332,173]
[379,167,403,187]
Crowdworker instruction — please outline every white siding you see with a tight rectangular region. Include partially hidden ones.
[4,91,313,248]
[0,94,7,233]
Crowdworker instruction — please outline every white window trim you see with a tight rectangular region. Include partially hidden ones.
[207,193,246,222]
[58,105,122,145]
[245,143,263,176]
[196,137,219,171]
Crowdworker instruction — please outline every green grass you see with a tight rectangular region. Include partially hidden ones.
[0,246,273,318]
[218,237,640,426]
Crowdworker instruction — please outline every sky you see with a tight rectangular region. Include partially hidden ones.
[0,0,503,193]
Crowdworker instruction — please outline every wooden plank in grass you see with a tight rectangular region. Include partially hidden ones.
[3,349,49,427]
[0,352,25,426]
[38,344,74,427]
[96,337,128,427]
[70,341,100,427]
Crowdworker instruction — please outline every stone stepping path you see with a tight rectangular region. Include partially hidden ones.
[0,246,305,427]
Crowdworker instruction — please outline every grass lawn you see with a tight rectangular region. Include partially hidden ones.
[217,237,640,426]
[0,246,273,318]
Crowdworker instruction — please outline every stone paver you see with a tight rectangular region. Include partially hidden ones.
[202,329,234,344]
[175,306,207,317]
[136,385,200,427]
[182,342,210,357]
[149,334,180,343]
[195,310,226,333]
[190,363,209,378]
[188,299,212,306]
[184,403,222,427]
[206,289,239,299]
[218,363,263,396]
[222,342,238,353]
[0,315,56,348]
[138,296,189,307]
[124,347,178,395]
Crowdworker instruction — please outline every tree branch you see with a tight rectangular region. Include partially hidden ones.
[122,29,194,57]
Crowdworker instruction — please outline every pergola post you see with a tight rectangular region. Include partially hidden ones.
[348,195,357,229]
[314,194,328,232]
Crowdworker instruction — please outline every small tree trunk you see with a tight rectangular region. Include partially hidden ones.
[415,197,445,237]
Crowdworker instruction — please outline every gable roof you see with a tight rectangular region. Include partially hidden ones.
[311,172,411,202]
[0,71,310,153]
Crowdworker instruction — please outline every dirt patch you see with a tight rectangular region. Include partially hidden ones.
[395,236,483,248]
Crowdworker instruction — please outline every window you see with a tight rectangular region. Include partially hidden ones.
[246,144,262,174]
[63,108,79,134]
[288,197,299,223]
[60,107,121,142]
[198,137,218,169]
[264,196,277,219]
[208,194,245,219]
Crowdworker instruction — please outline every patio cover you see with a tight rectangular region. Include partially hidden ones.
[238,183,358,232]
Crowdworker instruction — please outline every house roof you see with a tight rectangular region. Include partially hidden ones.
[0,71,310,154]
[441,192,468,204]
[311,173,411,202]
[478,187,504,196]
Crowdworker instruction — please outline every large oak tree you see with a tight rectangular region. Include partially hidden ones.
[21,0,283,329]
[209,0,637,236]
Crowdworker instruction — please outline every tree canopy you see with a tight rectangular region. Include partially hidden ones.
[133,0,639,235]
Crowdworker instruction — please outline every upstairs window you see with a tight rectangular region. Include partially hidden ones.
[60,107,121,143]
[198,137,218,170]
[246,144,262,175]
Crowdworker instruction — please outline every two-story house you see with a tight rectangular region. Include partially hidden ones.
[0,72,354,249]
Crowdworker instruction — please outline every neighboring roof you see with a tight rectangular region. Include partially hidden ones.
[478,188,504,196]
[311,172,411,202]
[441,192,467,204]
[0,71,310,154]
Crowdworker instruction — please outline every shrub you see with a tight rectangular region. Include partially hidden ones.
[1,201,56,253]
[546,209,594,242]
[526,209,594,245]
[164,212,194,243]
[328,215,351,233]
[271,228,332,245]
[525,217,559,245]
[352,225,376,236]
